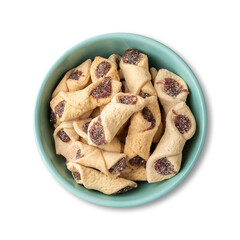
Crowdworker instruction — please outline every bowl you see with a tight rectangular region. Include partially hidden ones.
[34,33,207,207]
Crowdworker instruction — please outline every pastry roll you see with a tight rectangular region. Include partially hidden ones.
[52,59,91,98]
[124,78,160,174]
[125,95,161,164]
[123,144,148,180]
[146,102,196,183]
[150,67,158,84]
[90,56,120,83]
[154,69,189,114]
[87,93,147,146]
[66,162,83,184]
[108,54,124,79]
[67,163,137,195]
[120,49,151,94]
[63,141,126,178]
[50,76,122,123]
[120,166,147,181]
[53,121,79,155]
[73,119,122,153]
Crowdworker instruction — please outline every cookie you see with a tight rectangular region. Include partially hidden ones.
[154,69,189,114]
[50,76,121,122]
[87,93,147,146]
[52,59,91,98]
[120,49,151,94]
[146,102,196,183]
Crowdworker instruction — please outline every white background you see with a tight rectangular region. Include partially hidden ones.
[1,0,240,239]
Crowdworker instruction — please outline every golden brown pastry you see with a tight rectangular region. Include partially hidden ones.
[50,76,121,123]
[150,67,158,84]
[53,121,79,155]
[52,59,91,98]
[67,163,137,195]
[90,56,120,83]
[73,119,122,153]
[108,54,124,79]
[64,141,126,178]
[120,166,147,181]
[154,69,189,114]
[120,49,151,94]
[123,69,161,181]
[125,95,161,166]
[146,102,196,183]
[87,93,147,146]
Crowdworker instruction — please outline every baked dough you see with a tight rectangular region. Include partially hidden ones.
[53,121,79,155]
[124,72,160,179]
[73,119,122,153]
[52,59,91,98]
[120,49,151,94]
[90,56,120,83]
[150,67,158,84]
[154,69,189,114]
[87,93,147,146]
[63,141,126,178]
[108,54,124,79]
[66,163,137,195]
[120,166,147,181]
[50,76,121,122]
[146,102,196,183]
[125,95,161,163]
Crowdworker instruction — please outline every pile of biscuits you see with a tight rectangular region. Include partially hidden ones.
[50,49,196,195]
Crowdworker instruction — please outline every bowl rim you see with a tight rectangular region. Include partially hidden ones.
[34,33,207,207]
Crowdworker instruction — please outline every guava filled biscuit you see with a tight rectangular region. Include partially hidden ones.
[154,69,189,114]
[53,121,79,155]
[63,141,126,178]
[52,59,91,98]
[120,166,147,181]
[108,54,124,79]
[109,54,129,94]
[146,102,196,183]
[87,93,147,146]
[125,96,161,165]
[73,119,122,153]
[50,76,122,123]
[90,56,120,83]
[120,49,151,94]
[66,162,83,184]
[123,78,160,177]
[67,163,137,195]
[150,67,158,84]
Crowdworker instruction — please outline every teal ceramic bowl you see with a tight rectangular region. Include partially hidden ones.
[35,33,207,207]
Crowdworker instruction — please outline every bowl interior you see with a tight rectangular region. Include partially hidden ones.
[35,33,207,207]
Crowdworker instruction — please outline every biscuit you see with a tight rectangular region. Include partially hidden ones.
[53,121,79,155]
[146,102,196,183]
[67,163,137,195]
[52,59,91,98]
[64,141,126,178]
[154,69,189,114]
[87,93,147,146]
[50,76,121,122]
[120,49,151,94]
[90,56,120,83]
[73,119,121,153]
